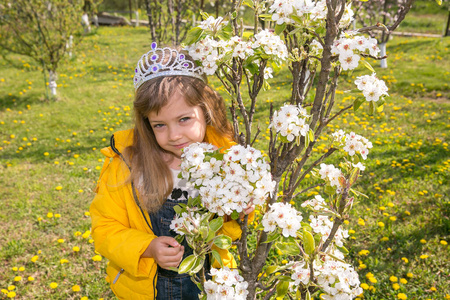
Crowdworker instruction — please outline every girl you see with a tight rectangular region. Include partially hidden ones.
[90,44,245,299]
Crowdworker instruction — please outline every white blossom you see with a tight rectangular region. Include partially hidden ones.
[205,268,248,300]
[270,104,310,142]
[262,202,303,237]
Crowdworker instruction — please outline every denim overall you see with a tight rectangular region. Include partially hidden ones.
[150,188,208,300]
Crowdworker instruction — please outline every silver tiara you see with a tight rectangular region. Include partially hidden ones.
[133,42,205,91]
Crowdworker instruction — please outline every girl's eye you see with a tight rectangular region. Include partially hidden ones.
[152,124,165,129]
[180,117,190,122]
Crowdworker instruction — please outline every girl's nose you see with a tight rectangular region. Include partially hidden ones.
[168,126,182,141]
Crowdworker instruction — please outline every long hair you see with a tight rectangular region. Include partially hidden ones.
[125,65,233,213]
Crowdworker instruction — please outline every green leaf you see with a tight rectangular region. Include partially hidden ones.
[166,266,179,272]
[178,254,197,274]
[213,235,232,249]
[263,231,281,243]
[191,256,205,274]
[337,245,349,255]
[258,14,273,21]
[173,205,184,215]
[290,15,303,24]
[306,290,311,300]
[209,217,224,232]
[274,23,287,35]
[265,265,280,275]
[324,184,336,196]
[361,59,375,73]
[185,27,204,45]
[276,242,300,256]
[245,62,259,75]
[369,101,375,115]
[276,281,290,298]
[353,97,365,112]
[175,234,185,244]
[308,129,315,143]
[348,167,360,186]
[217,22,233,40]
[303,229,315,255]
[231,211,240,220]
[211,249,224,267]
[243,0,254,8]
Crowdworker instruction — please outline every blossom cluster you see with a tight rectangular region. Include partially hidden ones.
[319,163,344,192]
[290,252,363,299]
[198,16,226,32]
[204,267,249,299]
[332,35,380,71]
[186,29,287,75]
[270,103,310,142]
[332,130,373,160]
[355,73,389,102]
[261,202,303,237]
[269,0,354,28]
[180,143,275,216]
[301,194,330,212]
[169,211,202,236]
[309,215,349,247]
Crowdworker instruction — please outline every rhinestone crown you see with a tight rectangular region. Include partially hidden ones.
[133,42,205,91]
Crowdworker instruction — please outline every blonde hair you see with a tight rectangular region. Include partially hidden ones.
[125,74,233,213]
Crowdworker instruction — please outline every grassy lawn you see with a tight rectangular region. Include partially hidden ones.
[0,23,449,300]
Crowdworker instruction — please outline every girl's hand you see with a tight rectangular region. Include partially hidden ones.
[142,236,184,270]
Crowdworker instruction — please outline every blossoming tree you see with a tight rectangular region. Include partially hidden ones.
[169,0,417,299]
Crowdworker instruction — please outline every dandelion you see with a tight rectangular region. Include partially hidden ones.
[81,297,88,300]
[420,254,429,259]
[57,239,64,243]
[393,283,400,290]
[390,276,398,282]
[7,291,16,298]
[74,231,82,237]
[389,216,397,221]
[358,218,365,226]
[72,285,80,292]
[12,267,18,271]
[55,186,63,191]
[378,221,385,227]
[398,293,407,299]
[84,211,90,216]
[28,277,34,282]
[420,239,426,244]
[92,255,102,262]
[380,237,389,242]
[47,212,53,218]
[401,257,408,263]
[358,250,370,256]
[44,152,49,156]
[361,283,369,290]
[18,267,24,271]
[13,276,22,282]
[60,259,69,264]
[400,278,407,284]
[440,240,448,245]
[49,282,58,289]
[73,246,80,252]
[430,287,437,292]
[82,230,91,239]
[406,273,413,278]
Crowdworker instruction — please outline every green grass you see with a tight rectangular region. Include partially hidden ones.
[1,23,449,300]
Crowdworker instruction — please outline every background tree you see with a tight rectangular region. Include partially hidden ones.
[0,0,86,98]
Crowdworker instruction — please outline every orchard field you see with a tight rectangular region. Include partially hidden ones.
[1,11,449,300]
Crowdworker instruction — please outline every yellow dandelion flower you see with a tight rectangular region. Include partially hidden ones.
[54,214,61,218]
[44,152,49,156]
[400,278,407,284]
[430,287,437,292]
[28,276,34,281]
[31,255,38,262]
[365,272,374,278]
[74,231,82,237]
[72,285,80,292]
[368,276,377,283]
[13,276,22,282]
[358,250,370,256]
[349,229,355,234]
[7,291,16,298]
[12,267,18,271]
[378,221,385,227]
[57,239,64,243]
[397,293,407,299]
[360,283,369,290]
[390,276,398,282]
[82,230,91,239]
[81,297,88,300]
[84,211,90,216]
[79,189,84,193]
[92,255,102,261]
[440,240,448,245]
[420,239,426,244]
[420,254,429,259]
[47,212,53,218]
[73,246,80,252]
[401,257,408,263]
[393,283,400,290]
[88,239,94,244]
[7,286,15,291]
[381,237,389,242]
[18,267,24,271]
[390,216,397,221]
[60,259,69,264]
[50,282,58,289]
[406,273,413,278]
[55,186,63,191]
[357,218,365,226]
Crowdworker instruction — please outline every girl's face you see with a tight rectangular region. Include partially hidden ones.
[147,90,206,166]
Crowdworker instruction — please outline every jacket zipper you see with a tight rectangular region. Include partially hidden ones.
[113,268,124,284]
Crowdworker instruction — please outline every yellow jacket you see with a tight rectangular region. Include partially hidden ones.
[90,127,241,300]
